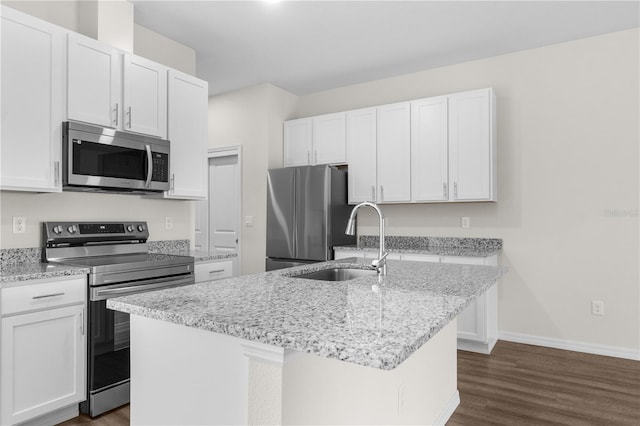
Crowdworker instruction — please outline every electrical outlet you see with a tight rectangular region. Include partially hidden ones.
[165,216,173,230]
[461,217,471,228]
[12,216,26,234]
[591,300,604,316]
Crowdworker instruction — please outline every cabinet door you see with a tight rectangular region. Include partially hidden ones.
[441,255,487,342]
[166,70,208,199]
[1,305,86,425]
[410,96,449,202]
[122,54,167,138]
[283,118,312,167]
[376,102,411,203]
[67,33,120,128]
[312,112,346,165]
[0,6,64,192]
[448,88,495,201]
[346,107,377,204]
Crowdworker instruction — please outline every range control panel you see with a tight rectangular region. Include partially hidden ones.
[43,221,149,245]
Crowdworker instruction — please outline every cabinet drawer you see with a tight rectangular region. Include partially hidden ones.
[1,277,86,316]
[195,260,234,283]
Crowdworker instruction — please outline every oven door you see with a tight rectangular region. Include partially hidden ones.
[83,274,194,416]
[83,297,132,417]
[63,121,170,192]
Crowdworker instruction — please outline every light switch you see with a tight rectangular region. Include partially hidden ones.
[245,216,254,227]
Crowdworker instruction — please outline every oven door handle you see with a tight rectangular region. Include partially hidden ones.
[145,144,153,189]
[94,276,194,299]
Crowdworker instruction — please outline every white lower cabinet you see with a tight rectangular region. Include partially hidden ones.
[0,276,87,426]
[195,259,237,283]
[440,255,498,354]
[334,249,499,353]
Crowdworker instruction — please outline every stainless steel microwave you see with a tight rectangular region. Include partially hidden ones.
[63,121,170,194]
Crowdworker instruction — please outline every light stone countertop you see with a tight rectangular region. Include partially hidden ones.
[108,258,507,370]
[0,262,89,286]
[0,245,235,286]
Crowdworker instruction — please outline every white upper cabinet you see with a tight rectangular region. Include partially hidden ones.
[346,107,377,204]
[67,38,168,139]
[283,118,312,167]
[67,33,121,128]
[122,54,168,139]
[448,88,496,201]
[410,96,449,202]
[312,112,346,165]
[0,6,65,192]
[376,102,411,203]
[285,87,496,205]
[164,70,208,199]
[283,112,346,167]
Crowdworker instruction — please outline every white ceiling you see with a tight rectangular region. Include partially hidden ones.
[130,1,639,96]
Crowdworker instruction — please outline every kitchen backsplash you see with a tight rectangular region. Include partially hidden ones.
[358,236,503,251]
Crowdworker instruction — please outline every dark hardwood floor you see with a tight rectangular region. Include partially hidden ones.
[448,341,640,426]
[58,341,640,425]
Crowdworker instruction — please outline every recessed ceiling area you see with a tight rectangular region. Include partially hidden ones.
[131,1,640,96]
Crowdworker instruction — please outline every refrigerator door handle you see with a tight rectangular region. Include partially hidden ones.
[292,169,297,258]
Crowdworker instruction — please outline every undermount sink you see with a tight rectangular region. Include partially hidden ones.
[292,267,378,282]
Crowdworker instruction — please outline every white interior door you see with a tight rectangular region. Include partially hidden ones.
[196,148,241,258]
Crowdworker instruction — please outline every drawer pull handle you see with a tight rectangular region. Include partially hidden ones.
[209,269,225,274]
[32,292,64,300]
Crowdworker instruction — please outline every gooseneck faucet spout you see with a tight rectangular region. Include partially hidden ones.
[345,202,387,276]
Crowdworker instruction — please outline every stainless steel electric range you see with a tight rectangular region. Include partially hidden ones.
[43,221,195,417]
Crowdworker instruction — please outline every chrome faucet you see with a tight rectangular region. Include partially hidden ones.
[345,202,388,276]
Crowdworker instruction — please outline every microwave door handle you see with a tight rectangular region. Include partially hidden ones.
[145,144,153,188]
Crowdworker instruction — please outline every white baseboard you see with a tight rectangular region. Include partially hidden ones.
[499,331,640,361]
[22,404,79,426]
[434,390,460,426]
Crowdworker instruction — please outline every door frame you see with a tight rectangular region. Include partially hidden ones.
[206,146,242,274]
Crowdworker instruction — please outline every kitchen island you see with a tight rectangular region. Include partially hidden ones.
[108,258,506,425]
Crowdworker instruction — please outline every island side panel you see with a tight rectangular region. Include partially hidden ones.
[129,315,249,425]
[280,319,459,425]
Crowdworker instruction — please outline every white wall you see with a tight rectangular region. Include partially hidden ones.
[134,24,196,75]
[208,83,296,274]
[0,1,197,248]
[293,29,640,353]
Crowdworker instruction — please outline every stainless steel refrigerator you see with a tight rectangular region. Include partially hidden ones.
[266,165,356,271]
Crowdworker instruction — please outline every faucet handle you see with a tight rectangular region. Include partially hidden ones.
[371,252,389,267]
